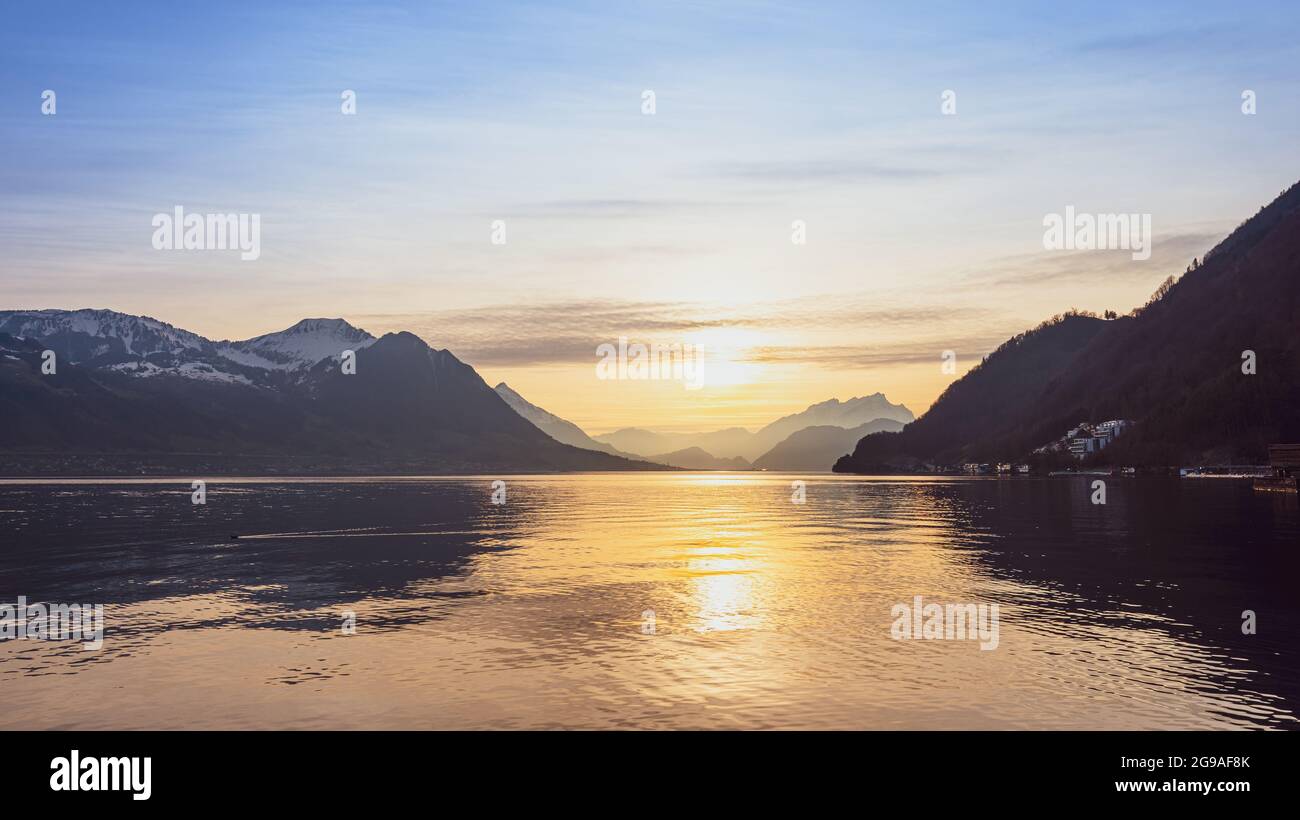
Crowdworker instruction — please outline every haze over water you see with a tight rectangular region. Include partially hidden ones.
[1,474,1296,730]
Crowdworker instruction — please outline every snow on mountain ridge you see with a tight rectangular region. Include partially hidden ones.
[0,308,210,356]
[495,382,565,427]
[218,318,376,370]
[0,309,378,377]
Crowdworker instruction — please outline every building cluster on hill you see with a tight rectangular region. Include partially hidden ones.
[1035,419,1134,460]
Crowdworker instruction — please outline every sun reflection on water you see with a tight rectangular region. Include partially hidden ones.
[685,550,762,632]
[1,473,1296,729]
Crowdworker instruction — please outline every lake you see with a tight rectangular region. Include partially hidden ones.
[1,473,1297,729]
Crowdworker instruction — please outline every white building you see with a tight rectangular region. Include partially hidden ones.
[1068,419,1134,459]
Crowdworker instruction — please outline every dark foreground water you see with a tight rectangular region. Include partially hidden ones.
[0,474,1297,729]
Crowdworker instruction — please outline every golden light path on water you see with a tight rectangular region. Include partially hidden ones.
[0,473,1296,729]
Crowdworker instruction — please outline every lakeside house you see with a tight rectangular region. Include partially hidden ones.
[962,462,1029,475]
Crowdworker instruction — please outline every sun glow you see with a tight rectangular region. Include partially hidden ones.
[686,327,766,388]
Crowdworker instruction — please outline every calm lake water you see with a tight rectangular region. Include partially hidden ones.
[1,474,1297,729]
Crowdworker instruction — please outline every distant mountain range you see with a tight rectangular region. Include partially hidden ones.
[0,308,913,475]
[0,310,377,383]
[0,310,661,475]
[751,418,906,470]
[595,394,914,462]
[493,382,909,470]
[493,382,634,458]
[835,179,1300,471]
[647,447,753,470]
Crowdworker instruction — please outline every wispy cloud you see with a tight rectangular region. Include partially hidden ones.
[960,229,1226,289]
[494,199,708,219]
[749,333,1013,369]
[355,298,1001,367]
[1071,24,1235,55]
[710,160,951,184]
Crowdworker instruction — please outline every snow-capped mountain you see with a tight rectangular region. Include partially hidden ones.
[217,318,376,371]
[0,310,661,475]
[0,309,376,383]
[0,308,209,360]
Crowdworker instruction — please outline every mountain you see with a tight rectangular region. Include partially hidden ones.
[493,382,630,456]
[647,447,751,470]
[748,395,912,458]
[0,310,662,475]
[834,314,1109,470]
[0,310,376,386]
[752,418,906,470]
[216,318,376,371]
[593,427,677,456]
[835,179,1300,471]
[0,307,218,372]
[594,395,914,460]
[593,425,756,459]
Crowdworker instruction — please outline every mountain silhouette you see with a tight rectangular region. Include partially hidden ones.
[646,446,751,470]
[753,418,906,470]
[595,395,914,461]
[0,313,660,475]
[493,382,632,457]
[835,179,1300,471]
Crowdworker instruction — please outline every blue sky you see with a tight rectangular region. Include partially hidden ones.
[2,1,1298,429]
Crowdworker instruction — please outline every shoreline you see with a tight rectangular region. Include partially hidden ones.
[0,471,1269,485]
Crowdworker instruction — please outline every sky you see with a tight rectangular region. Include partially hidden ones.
[3,1,1299,434]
